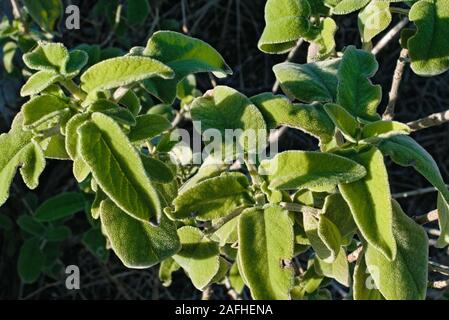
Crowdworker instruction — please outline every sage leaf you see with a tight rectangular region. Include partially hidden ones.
[361,120,411,139]
[171,172,251,221]
[78,113,162,224]
[273,59,340,103]
[34,192,85,222]
[159,257,180,287]
[358,1,392,44]
[408,0,449,76]
[22,95,69,129]
[65,113,90,182]
[100,199,180,268]
[141,155,174,184]
[81,56,174,93]
[0,114,46,206]
[353,250,384,300]
[88,99,136,126]
[259,150,367,191]
[251,93,335,148]
[333,0,370,15]
[337,46,382,121]
[173,226,220,290]
[365,201,428,300]
[238,205,294,300]
[315,248,350,287]
[18,239,44,284]
[20,70,61,97]
[258,0,311,54]
[43,134,70,160]
[339,147,397,260]
[23,42,69,73]
[322,194,356,244]
[303,212,338,262]
[128,114,171,142]
[324,103,359,142]
[64,50,89,77]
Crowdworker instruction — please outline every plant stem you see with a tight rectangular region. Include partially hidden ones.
[390,7,410,16]
[383,49,409,120]
[279,202,321,215]
[415,210,439,225]
[204,206,247,235]
[372,18,409,56]
[429,261,449,277]
[408,109,449,131]
[61,79,87,101]
[244,159,263,188]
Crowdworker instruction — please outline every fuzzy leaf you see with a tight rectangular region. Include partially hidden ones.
[65,113,90,182]
[34,192,85,222]
[128,114,171,142]
[251,93,335,148]
[65,50,89,77]
[273,59,340,103]
[436,193,449,248]
[353,250,384,300]
[333,0,370,14]
[304,212,339,263]
[21,70,61,97]
[78,113,162,224]
[365,200,428,300]
[314,249,350,287]
[358,1,392,43]
[322,194,356,243]
[173,226,220,290]
[238,205,294,300]
[324,103,359,141]
[100,199,180,268]
[337,46,382,121]
[0,114,46,206]
[80,56,174,93]
[171,173,250,221]
[339,147,396,260]
[259,150,366,191]
[141,155,174,183]
[408,0,449,76]
[362,120,411,139]
[305,18,338,61]
[88,99,136,126]
[258,0,311,54]
[159,257,180,287]
[23,42,69,73]
[22,95,69,129]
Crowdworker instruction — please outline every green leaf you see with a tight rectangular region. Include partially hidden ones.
[78,113,162,225]
[64,50,89,77]
[171,173,251,221]
[337,46,382,121]
[361,120,411,139]
[408,0,449,76]
[314,248,350,287]
[250,93,335,148]
[17,215,46,236]
[45,226,72,242]
[20,70,60,97]
[173,226,220,290]
[118,90,141,116]
[142,31,231,103]
[229,263,245,294]
[238,205,294,300]
[81,227,109,262]
[322,194,356,244]
[100,199,180,268]
[377,135,449,207]
[127,0,150,26]
[339,147,397,260]
[128,114,171,142]
[43,134,70,160]
[23,42,69,73]
[333,0,370,14]
[324,103,359,142]
[80,56,174,93]
[353,250,384,300]
[291,261,323,299]
[3,41,17,73]
[0,114,46,206]
[305,18,338,61]
[34,192,85,222]
[18,239,44,283]
[259,150,367,192]
[303,211,339,262]
[88,99,136,126]
[273,59,340,103]
[365,200,428,300]
[22,95,70,129]
[159,257,180,287]
[258,0,311,54]
[190,86,267,155]
[65,113,90,182]
[23,0,62,32]
[436,193,449,248]
[141,155,174,183]
[358,1,392,43]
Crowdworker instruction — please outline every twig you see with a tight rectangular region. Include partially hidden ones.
[181,0,189,33]
[372,18,409,56]
[204,206,247,234]
[224,278,241,300]
[383,49,409,120]
[429,279,449,290]
[201,286,212,300]
[429,261,449,277]
[407,109,449,131]
[347,246,363,263]
[415,210,439,225]
[392,186,447,199]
